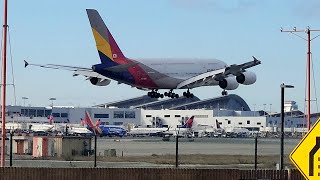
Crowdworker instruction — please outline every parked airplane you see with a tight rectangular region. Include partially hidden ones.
[24,9,261,98]
[165,116,195,136]
[85,111,127,137]
[212,120,225,137]
[128,127,169,137]
[29,124,54,132]
[68,127,93,136]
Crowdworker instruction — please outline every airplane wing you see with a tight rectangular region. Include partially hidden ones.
[177,56,261,89]
[24,60,110,80]
[24,60,137,80]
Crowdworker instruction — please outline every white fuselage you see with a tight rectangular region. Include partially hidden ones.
[29,124,54,132]
[69,127,92,134]
[141,58,227,80]
[129,127,168,135]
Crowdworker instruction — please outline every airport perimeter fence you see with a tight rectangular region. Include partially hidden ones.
[0,167,304,180]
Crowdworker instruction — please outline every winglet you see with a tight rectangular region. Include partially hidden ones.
[252,56,261,65]
[24,60,29,68]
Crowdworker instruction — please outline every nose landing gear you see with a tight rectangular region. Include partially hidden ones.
[222,90,228,96]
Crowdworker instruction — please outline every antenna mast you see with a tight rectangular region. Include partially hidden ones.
[1,0,8,167]
[281,27,320,130]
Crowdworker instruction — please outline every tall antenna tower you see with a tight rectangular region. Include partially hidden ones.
[281,26,320,130]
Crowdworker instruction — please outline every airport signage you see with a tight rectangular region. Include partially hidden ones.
[290,117,320,180]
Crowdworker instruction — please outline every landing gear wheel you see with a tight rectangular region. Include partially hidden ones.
[222,90,228,96]
[147,89,160,98]
[183,89,194,98]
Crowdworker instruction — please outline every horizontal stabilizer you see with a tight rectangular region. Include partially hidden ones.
[24,60,29,68]
[23,60,91,71]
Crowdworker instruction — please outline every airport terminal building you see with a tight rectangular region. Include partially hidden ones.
[2,94,316,133]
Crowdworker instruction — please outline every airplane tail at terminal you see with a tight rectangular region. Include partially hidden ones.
[85,111,95,128]
[80,118,86,126]
[216,119,221,129]
[85,111,102,135]
[181,116,194,128]
[86,9,126,66]
[49,114,53,125]
[95,119,101,126]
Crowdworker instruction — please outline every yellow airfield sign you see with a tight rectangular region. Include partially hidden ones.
[290,117,320,180]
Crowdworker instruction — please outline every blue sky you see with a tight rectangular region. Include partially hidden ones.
[2,0,320,113]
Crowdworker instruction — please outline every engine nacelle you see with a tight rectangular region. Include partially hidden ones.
[219,77,239,90]
[90,77,111,86]
[236,71,256,85]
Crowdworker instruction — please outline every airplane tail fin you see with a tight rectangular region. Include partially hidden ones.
[86,9,126,66]
[80,118,86,126]
[182,116,194,128]
[49,114,53,125]
[216,120,221,129]
[85,111,95,128]
[85,111,102,135]
[95,119,101,126]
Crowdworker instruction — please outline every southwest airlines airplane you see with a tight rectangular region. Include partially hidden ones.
[25,9,261,98]
[84,111,127,137]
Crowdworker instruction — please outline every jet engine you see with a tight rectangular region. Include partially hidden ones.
[218,77,239,90]
[90,77,111,86]
[236,71,256,85]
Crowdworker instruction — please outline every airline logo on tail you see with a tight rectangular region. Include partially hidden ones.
[181,116,194,128]
[85,111,102,135]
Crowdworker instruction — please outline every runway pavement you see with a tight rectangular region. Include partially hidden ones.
[95,137,299,156]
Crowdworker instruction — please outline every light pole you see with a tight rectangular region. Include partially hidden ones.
[49,97,56,109]
[22,97,28,124]
[1,0,8,167]
[263,104,266,116]
[280,83,294,170]
[176,128,180,168]
[22,97,28,107]
[269,104,272,117]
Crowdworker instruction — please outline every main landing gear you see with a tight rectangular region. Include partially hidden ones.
[183,89,194,98]
[222,90,228,96]
[147,90,164,98]
[164,90,179,99]
[147,89,195,99]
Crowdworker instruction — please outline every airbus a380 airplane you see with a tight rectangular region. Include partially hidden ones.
[24,9,261,98]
